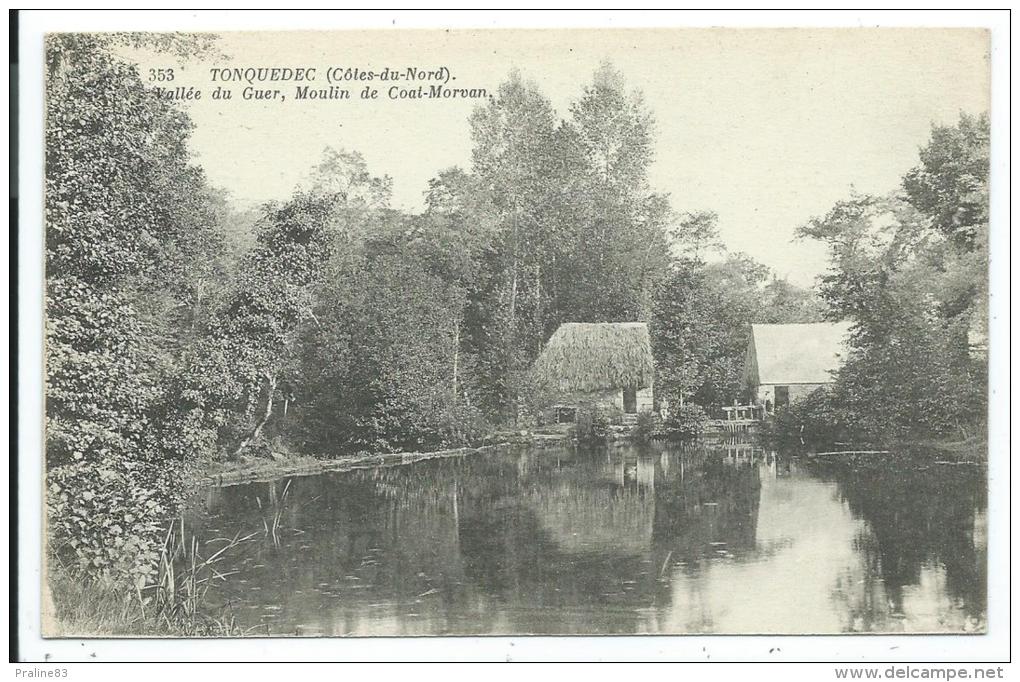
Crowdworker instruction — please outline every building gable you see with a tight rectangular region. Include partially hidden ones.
[744,322,852,387]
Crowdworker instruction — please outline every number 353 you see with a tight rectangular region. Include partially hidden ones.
[148,68,175,82]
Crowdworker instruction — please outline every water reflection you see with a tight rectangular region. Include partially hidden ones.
[187,442,986,635]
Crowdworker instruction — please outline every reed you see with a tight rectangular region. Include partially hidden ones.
[141,518,257,636]
[255,478,293,547]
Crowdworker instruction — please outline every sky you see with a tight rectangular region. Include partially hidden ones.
[128,28,989,286]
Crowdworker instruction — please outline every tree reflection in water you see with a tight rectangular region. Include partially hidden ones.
[186,442,986,635]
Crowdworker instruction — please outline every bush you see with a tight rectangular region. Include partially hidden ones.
[575,403,612,443]
[663,404,708,441]
[47,521,252,637]
[47,457,175,587]
[514,369,559,428]
[761,387,851,450]
[633,410,659,443]
[441,401,491,448]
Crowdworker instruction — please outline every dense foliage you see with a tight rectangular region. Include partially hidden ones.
[652,227,824,412]
[574,403,616,443]
[761,387,851,451]
[798,113,989,443]
[662,404,710,441]
[45,35,226,584]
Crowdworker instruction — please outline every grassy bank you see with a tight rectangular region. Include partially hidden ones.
[46,567,151,637]
[48,534,258,638]
[201,451,332,486]
[48,568,251,637]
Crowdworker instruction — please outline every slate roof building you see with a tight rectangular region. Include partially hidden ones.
[742,321,852,410]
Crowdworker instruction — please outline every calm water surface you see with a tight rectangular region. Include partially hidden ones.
[186,443,986,635]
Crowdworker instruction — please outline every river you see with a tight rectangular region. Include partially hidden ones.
[185,442,987,636]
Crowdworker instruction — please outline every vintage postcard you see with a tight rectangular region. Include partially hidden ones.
[31,21,996,650]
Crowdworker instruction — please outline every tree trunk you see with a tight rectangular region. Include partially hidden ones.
[232,372,277,459]
[452,321,460,402]
[509,260,518,325]
[509,206,519,325]
[534,261,543,352]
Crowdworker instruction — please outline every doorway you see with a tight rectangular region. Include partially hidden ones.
[774,385,790,410]
[623,388,637,414]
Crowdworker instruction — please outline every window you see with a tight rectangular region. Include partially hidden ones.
[555,406,577,423]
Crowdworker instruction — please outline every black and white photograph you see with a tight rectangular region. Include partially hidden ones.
[13,9,1010,667]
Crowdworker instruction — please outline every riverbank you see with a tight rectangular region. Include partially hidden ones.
[51,429,576,637]
[900,434,988,463]
[46,567,248,637]
[45,569,143,637]
[200,431,573,487]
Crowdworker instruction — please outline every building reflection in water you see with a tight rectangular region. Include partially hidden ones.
[188,439,986,635]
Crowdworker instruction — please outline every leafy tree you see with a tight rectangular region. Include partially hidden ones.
[413,167,498,290]
[760,276,827,323]
[211,193,341,458]
[45,34,223,583]
[466,72,564,419]
[670,210,724,260]
[208,148,403,459]
[306,147,393,211]
[569,62,654,189]
[557,62,673,323]
[903,112,990,249]
[798,113,989,440]
[652,237,823,410]
[298,251,477,454]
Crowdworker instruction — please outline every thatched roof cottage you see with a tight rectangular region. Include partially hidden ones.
[742,321,852,410]
[533,322,655,419]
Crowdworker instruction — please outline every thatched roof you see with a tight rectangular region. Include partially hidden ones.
[743,322,852,386]
[533,322,654,393]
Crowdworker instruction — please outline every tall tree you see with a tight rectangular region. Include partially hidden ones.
[298,249,473,454]
[903,112,990,250]
[559,62,673,323]
[212,193,344,459]
[45,34,223,583]
[466,72,563,419]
